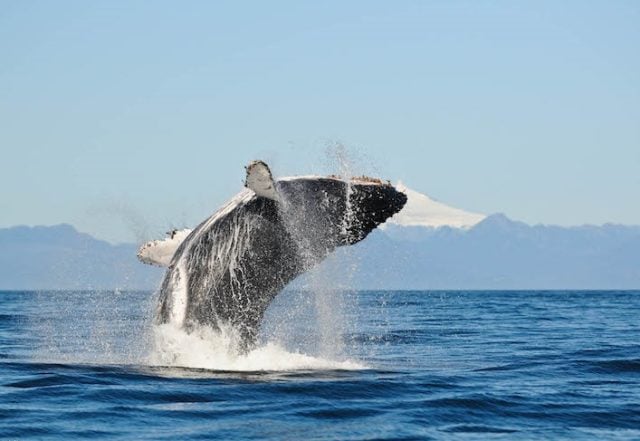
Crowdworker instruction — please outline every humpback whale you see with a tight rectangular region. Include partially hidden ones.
[138,161,406,350]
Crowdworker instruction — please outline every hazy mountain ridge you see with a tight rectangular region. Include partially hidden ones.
[0,224,162,290]
[1,216,638,290]
[344,214,640,289]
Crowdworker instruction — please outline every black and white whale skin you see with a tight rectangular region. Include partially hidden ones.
[140,161,406,350]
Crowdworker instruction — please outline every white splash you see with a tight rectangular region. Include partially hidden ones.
[148,324,365,371]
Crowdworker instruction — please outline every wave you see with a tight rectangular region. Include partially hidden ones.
[147,324,365,372]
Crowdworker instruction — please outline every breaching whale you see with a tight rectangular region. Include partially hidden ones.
[138,161,407,350]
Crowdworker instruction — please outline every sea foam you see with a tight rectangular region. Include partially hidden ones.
[148,323,365,372]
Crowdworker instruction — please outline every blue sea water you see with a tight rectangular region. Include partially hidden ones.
[1,290,639,440]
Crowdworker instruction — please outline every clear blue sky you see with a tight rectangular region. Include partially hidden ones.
[1,1,639,243]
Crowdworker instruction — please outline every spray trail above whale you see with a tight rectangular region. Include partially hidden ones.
[138,161,407,351]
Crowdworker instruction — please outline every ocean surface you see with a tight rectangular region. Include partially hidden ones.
[1,290,639,440]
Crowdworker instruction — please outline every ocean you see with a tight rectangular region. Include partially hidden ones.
[1,290,639,440]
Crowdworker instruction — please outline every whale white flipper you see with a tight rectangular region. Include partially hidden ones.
[245,160,280,201]
[137,228,192,267]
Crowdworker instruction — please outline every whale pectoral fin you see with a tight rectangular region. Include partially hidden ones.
[245,160,280,201]
[137,228,192,267]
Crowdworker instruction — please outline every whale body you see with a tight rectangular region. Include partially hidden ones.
[139,161,407,350]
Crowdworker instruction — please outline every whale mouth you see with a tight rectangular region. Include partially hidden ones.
[324,174,393,186]
[278,174,395,187]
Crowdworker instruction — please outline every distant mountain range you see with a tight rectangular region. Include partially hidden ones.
[1,185,639,290]
[0,224,162,290]
[341,214,640,290]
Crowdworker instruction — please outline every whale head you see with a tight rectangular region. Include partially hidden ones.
[341,177,407,244]
[272,175,407,258]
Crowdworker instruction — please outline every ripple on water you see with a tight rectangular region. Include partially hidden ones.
[0,290,639,440]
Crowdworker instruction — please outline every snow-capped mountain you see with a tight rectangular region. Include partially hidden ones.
[386,182,486,229]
